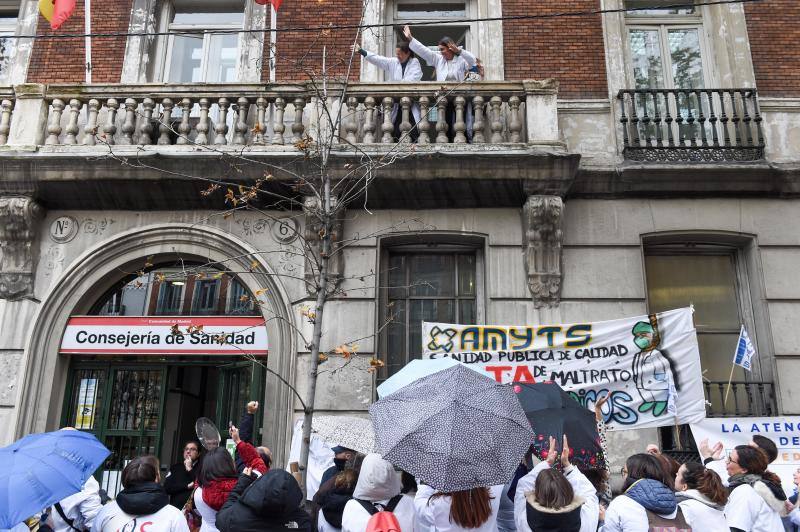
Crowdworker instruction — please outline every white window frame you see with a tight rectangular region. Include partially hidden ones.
[385,0,475,64]
[158,2,245,84]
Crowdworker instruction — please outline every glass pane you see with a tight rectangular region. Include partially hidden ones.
[226,279,257,315]
[387,255,407,299]
[66,369,106,430]
[645,254,740,330]
[222,366,251,427]
[458,299,476,324]
[629,29,665,89]
[409,300,455,358]
[698,333,745,382]
[0,35,16,78]
[173,12,245,24]
[397,2,467,18]
[156,281,184,314]
[386,300,407,376]
[107,370,163,431]
[409,255,455,297]
[457,254,476,296]
[192,280,220,314]
[172,0,245,25]
[668,29,703,89]
[207,34,239,83]
[625,0,695,15]
[167,35,204,83]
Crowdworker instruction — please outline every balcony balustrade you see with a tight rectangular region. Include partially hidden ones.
[617,88,765,163]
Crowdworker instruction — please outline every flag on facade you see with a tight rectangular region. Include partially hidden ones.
[39,0,77,30]
[255,0,283,11]
[733,325,757,371]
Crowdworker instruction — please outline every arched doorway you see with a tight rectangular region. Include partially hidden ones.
[14,224,297,487]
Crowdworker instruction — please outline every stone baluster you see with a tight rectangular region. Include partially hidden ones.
[508,96,522,143]
[83,99,100,146]
[120,98,137,145]
[399,97,412,143]
[489,96,503,143]
[176,98,192,145]
[362,97,376,143]
[292,97,306,141]
[453,96,466,144]
[63,98,82,145]
[138,98,155,145]
[417,96,430,144]
[253,96,267,144]
[214,97,230,145]
[471,95,485,143]
[103,98,119,145]
[45,98,65,145]
[195,98,210,144]
[272,97,286,145]
[233,97,249,144]
[157,98,174,145]
[344,96,358,144]
[435,96,448,143]
[0,99,13,145]
[381,97,394,144]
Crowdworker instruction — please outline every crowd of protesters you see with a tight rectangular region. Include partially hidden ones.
[33,409,800,532]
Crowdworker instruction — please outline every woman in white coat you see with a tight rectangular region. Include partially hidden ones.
[403,24,478,143]
[514,436,599,532]
[340,454,415,532]
[673,462,727,528]
[353,41,422,142]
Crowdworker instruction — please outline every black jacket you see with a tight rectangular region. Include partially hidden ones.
[116,482,171,515]
[163,461,198,508]
[525,496,584,532]
[217,470,311,532]
[317,484,354,528]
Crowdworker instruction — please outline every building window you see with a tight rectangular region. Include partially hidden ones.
[227,279,255,315]
[379,243,482,379]
[387,0,474,80]
[625,1,706,90]
[192,279,221,314]
[161,0,245,83]
[0,3,18,84]
[155,280,185,315]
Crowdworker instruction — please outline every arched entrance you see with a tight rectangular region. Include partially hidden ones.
[14,224,297,479]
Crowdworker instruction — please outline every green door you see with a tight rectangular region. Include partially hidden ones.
[216,361,264,443]
[63,364,167,496]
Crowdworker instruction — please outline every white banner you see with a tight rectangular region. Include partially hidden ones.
[423,307,705,430]
[691,417,800,493]
[61,316,268,356]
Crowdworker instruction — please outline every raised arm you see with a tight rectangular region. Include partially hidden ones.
[404,25,437,67]
[353,43,395,72]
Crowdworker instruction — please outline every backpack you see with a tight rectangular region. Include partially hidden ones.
[357,494,404,532]
[645,507,692,532]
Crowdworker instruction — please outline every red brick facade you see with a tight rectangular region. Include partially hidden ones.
[745,1,800,97]
[271,0,363,82]
[501,0,608,98]
[27,0,132,84]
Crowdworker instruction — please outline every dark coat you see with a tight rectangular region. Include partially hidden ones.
[116,482,171,515]
[525,496,584,532]
[216,470,311,532]
[162,461,198,508]
[317,484,354,528]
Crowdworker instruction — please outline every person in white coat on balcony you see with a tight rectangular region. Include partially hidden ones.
[353,41,422,142]
[514,436,599,532]
[403,24,478,142]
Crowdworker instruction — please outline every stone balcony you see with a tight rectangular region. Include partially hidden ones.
[0,81,580,210]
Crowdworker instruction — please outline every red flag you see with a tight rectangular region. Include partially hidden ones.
[255,0,282,11]
[50,0,76,30]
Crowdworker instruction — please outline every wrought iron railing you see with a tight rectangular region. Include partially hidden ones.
[617,88,765,162]
[704,380,777,417]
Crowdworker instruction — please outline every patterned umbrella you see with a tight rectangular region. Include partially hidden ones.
[370,364,534,491]
[311,415,376,455]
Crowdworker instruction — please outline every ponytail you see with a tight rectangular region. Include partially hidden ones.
[680,462,728,506]
[762,469,782,486]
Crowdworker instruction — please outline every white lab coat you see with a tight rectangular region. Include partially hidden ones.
[725,483,785,532]
[363,51,423,130]
[340,454,416,532]
[601,494,678,532]
[51,476,103,532]
[415,483,504,532]
[408,38,477,82]
[675,490,727,529]
[513,462,599,532]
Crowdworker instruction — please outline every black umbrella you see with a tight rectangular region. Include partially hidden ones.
[513,382,605,470]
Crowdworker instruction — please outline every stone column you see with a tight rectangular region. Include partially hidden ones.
[8,84,49,147]
[0,196,44,300]
[523,79,559,145]
[522,195,563,309]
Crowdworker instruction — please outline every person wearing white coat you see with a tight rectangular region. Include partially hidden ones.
[403,24,478,142]
[673,462,728,529]
[514,436,599,532]
[353,41,423,142]
[340,454,415,532]
[415,483,503,532]
[49,476,104,531]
